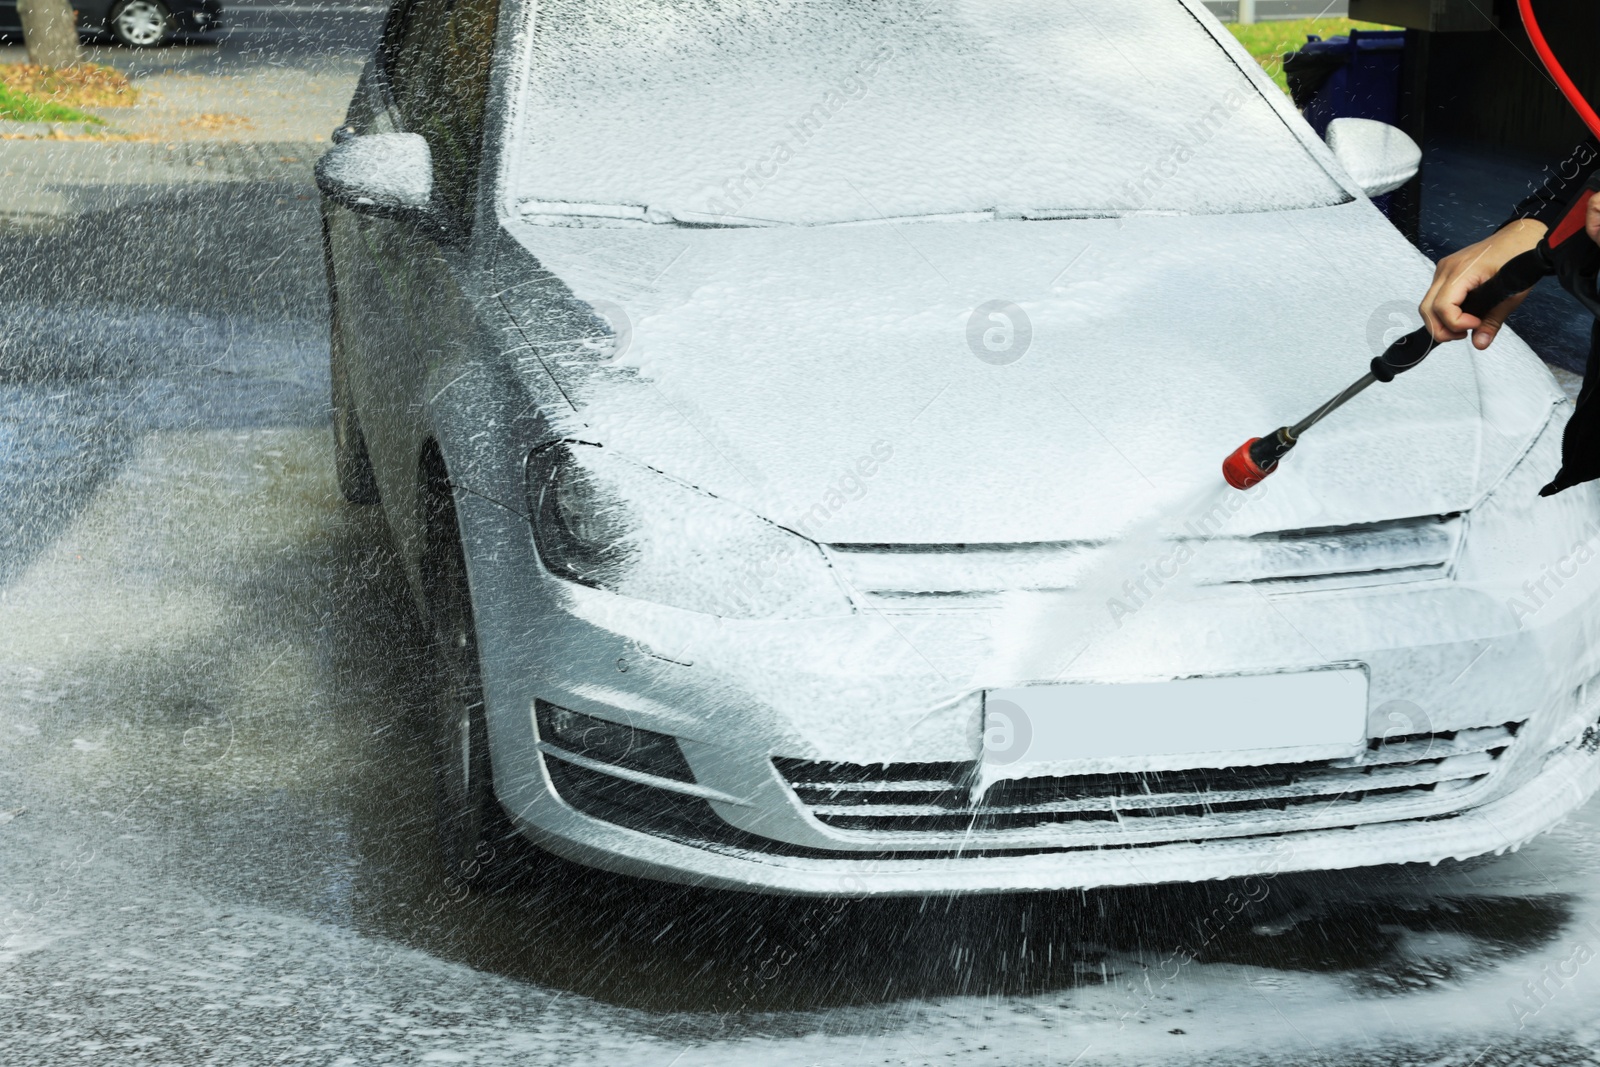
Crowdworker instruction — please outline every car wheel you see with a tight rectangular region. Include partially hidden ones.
[423,475,524,892]
[108,0,173,47]
[329,299,381,506]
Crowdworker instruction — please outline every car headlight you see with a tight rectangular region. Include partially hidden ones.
[526,441,852,620]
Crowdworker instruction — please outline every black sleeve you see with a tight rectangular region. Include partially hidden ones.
[1504,138,1600,230]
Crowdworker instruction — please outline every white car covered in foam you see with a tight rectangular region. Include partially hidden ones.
[318,0,1600,894]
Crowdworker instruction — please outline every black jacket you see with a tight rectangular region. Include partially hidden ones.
[1502,139,1600,494]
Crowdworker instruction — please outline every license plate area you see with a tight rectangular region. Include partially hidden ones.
[984,668,1369,778]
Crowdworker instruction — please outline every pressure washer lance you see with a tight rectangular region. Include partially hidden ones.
[1221,3,1600,492]
[1221,240,1562,491]
[1224,0,1600,496]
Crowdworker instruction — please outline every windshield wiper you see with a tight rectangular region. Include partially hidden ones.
[516,200,1188,228]
[996,207,1184,219]
[517,200,779,227]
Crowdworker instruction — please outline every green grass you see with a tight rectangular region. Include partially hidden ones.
[1225,18,1399,93]
[0,79,102,125]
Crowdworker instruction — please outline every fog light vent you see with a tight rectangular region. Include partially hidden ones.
[535,700,696,783]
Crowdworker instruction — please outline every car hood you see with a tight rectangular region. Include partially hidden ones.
[499,202,1563,544]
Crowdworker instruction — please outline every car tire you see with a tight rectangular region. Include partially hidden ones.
[423,474,525,893]
[329,301,381,506]
[108,0,174,47]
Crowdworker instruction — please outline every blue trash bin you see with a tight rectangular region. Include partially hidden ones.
[1284,29,1408,219]
[1286,29,1406,135]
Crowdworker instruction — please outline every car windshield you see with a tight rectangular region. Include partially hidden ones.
[510,0,1351,226]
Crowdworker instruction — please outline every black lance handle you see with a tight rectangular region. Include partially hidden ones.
[1370,246,1555,383]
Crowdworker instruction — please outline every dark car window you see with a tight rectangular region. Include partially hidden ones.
[385,0,500,226]
[377,0,418,81]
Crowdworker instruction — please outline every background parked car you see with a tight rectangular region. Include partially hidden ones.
[0,0,221,48]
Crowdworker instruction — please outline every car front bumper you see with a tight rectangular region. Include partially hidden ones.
[508,728,1600,896]
[463,533,1600,893]
[453,416,1600,896]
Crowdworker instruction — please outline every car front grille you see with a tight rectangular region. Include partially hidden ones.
[822,515,1463,612]
[540,705,1524,859]
[775,721,1522,843]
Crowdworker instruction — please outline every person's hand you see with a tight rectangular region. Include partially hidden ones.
[1420,218,1547,349]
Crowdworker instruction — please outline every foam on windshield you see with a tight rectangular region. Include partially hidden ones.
[510,0,1351,225]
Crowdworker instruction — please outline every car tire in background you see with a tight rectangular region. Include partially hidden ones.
[108,0,174,47]
[422,461,527,893]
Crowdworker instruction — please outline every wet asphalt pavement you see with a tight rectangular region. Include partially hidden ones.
[5,121,1600,1067]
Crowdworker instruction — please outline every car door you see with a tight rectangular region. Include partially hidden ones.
[339,0,499,534]
[322,0,419,517]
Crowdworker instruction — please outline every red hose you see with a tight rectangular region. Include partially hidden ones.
[1519,0,1600,141]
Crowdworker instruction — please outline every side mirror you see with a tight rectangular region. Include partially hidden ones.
[316,132,437,222]
[1325,118,1422,198]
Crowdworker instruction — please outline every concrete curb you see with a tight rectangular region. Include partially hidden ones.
[0,119,98,138]
[0,139,325,185]
[0,140,325,227]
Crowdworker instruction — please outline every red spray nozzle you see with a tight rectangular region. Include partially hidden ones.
[1222,428,1298,490]
[1222,438,1272,490]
